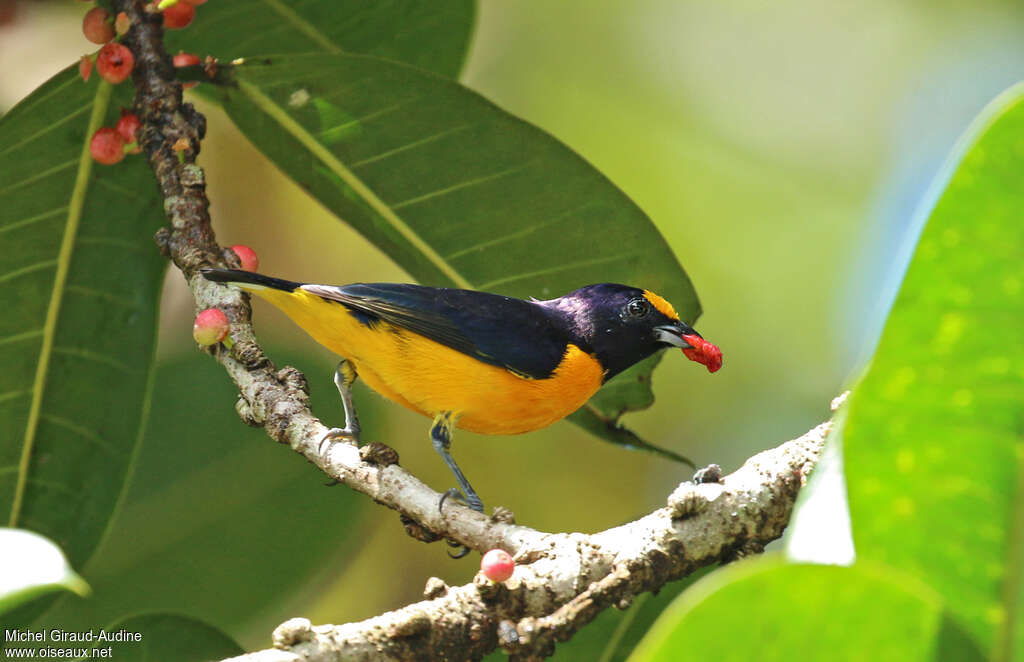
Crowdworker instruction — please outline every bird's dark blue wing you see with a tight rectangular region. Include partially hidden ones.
[302,283,574,379]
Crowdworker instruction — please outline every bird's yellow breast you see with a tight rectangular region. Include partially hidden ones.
[252,288,605,434]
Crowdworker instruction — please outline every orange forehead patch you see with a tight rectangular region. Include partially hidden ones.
[642,290,679,320]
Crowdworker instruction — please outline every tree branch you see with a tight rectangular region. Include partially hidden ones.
[221,421,830,662]
[114,2,831,658]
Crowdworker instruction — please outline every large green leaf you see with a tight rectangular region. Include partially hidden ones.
[164,0,476,78]
[844,84,1024,657]
[0,67,165,599]
[212,54,702,448]
[629,557,946,662]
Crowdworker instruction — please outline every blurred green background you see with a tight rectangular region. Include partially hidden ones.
[1,0,1022,652]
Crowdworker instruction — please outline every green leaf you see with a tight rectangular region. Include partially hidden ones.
[843,83,1024,657]
[629,557,945,662]
[212,53,702,448]
[82,613,242,661]
[0,67,165,596]
[165,0,476,78]
[0,528,90,615]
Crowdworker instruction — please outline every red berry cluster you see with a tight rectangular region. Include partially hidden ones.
[89,109,142,166]
[79,0,204,84]
[191,242,259,346]
[79,5,133,84]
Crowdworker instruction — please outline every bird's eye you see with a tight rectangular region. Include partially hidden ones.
[625,298,649,319]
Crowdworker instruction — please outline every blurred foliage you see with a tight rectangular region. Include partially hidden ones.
[843,86,1024,656]
[630,85,1023,661]
[89,613,243,661]
[630,557,948,662]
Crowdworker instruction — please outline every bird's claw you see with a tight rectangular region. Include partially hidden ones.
[446,538,471,559]
[318,426,361,455]
[438,487,484,560]
[438,487,484,514]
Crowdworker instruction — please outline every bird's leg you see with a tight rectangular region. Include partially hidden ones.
[319,359,361,454]
[431,413,484,513]
[431,412,482,559]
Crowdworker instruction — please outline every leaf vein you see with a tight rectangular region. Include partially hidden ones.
[446,202,601,260]
[0,329,44,347]
[350,124,473,169]
[0,390,30,405]
[66,285,140,309]
[52,346,137,374]
[391,165,527,211]
[259,0,340,53]
[478,253,641,290]
[41,414,119,457]
[0,206,69,235]
[0,259,58,285]
[0,103,92,159]
[0,159,78,197]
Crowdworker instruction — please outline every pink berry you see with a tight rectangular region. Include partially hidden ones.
[480,549,514,583]
[162,1,195,29]
[173,51,202,88]
[115,110,141,152]
[229,245,259,272]
[193,308,229,346]
[79,55,93,82]
[82,7,115,44]
[96,42,134,84]
[89,128,125,165]
[173,51,201,68]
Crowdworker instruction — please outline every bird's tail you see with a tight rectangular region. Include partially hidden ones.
[202,268,302,292]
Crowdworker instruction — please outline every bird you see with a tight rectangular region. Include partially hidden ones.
[202,269,722,520]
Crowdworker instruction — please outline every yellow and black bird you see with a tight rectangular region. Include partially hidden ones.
[202,269,722,516]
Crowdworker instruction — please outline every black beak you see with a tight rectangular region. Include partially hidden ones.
[654,322,699,349]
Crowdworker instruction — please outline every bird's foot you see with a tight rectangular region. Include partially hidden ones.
[438,487,484,514]
[438,487,484,560]
[446,538,472,559]
[318,425,361,456]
